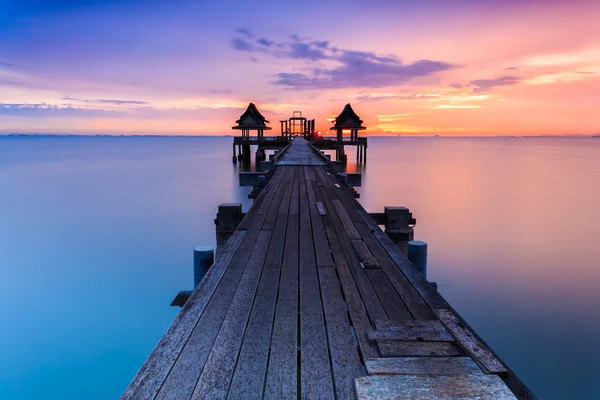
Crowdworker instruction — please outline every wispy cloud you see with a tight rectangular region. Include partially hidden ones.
[209,89,233,95]
[231,29,453,90]
[357,92,441,102]
[470,76,520,93]
[62,97,149,105]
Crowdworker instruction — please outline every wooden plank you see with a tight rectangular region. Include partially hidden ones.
[237,166,285,230]
[318,266,365,399]
[351,240,379,269]
[264,168,300,400]
[377,340,459,357]
[365,269,413,321]
[190,230,272,400]
[262,173,289,230]
[332,198,361,240]
[365,357,483,376]
[298,167,335,399]
[316,201,326,216]
[227,169,293,399]
[317,173,432,320]
[320,203,379,360]
[434,309,508,374]
[375,319,445,330]
[355,375,517,399]
[315,180,387,325]
[305,168,334,268]
[314,170,412,323]
[155,180,281,400]
[367,323,454,342]
[368,328,454,342]
[121,230,246,400]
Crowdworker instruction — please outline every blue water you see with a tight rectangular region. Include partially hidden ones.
[1,136,599,399]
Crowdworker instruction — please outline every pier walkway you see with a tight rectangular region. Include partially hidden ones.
[122,139,533,400]
[276,137,326,166]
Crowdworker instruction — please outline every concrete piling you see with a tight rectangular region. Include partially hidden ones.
[407,240,427,278]
[194,246,214,287]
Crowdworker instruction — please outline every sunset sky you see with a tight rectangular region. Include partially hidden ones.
[1,0,599,135]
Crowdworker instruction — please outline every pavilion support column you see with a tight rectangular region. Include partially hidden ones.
[232,143,237,163]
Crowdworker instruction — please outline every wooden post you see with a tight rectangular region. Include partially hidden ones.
[194,246,214,287]
[407,240,427,278]
[232,143,237,163]
[215,203,243,255]
[384,206,415,255]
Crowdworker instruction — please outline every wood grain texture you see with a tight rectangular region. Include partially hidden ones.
[355,374,517,399]
[227,170,292,399]
[377,340,459,357]
[367,321,454,342]
[121,230,246,400]
[264,168,300,400]
[299,167,335,400]
[351,240,379,269]
[434,309,508,374]
[365,357,483,375]
[190,230,272,400]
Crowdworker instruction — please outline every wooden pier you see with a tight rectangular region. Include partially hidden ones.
[122,137,535,400]
[231,103,367,165]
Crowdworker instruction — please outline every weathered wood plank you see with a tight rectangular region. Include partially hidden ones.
[365,357,483,376]
[375,319,445,330]
[121,230,246,400]
[262,175,289,230]
[305,168,334,268]
[190,230,272,400]
[227,170,292,399]
[368,321,454,342]
[237,166,285,230]
[351,240,379,269]
[320,202,379,360]
[364,269,413,321]
[318,172,432,320]
[264,168,300,400]
[154,186,281,400]
[332,198,361,240]
[316,201,327,216]
[313,171,387,325]
[318,266,365,399]
[355,374,517,399]
[434,309,508,374]
[299,167,335,400]
[377,340,459,357]
[316,169,414,323]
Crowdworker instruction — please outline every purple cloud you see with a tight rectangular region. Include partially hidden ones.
[232,38,256,52]
[257,38,274,47]
[471,76,520,93]
[236,28,254,38]
[62,97,149,105]
[274,58,452,89]
[231,30,452,89]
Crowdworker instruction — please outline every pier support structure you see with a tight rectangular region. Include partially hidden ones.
[215,203,243,255]
[383,206,415,255]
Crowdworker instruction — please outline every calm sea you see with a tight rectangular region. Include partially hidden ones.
[1,136,599,399]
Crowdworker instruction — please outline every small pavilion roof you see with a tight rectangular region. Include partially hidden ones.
[232,103,271,130]
[331,103,366,129]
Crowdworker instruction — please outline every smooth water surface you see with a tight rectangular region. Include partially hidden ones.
[1,136,599,399]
